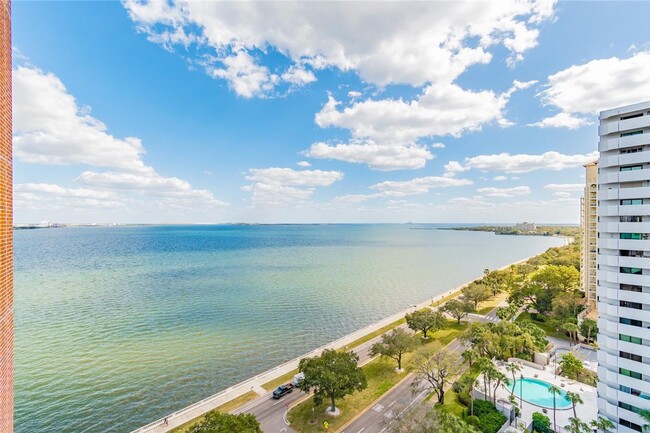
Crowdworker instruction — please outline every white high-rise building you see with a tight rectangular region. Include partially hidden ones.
[582,161,598,304]
[597,100,650,433]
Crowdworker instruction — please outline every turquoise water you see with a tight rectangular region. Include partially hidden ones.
[14,224,564,432]
[510,378,571,409]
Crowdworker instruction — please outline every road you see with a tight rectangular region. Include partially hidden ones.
[234,304,502,433]
[339,304,504,433]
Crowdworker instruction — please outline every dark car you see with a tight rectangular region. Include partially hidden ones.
[272,383,294,399]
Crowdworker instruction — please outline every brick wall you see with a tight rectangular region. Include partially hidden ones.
[0,0,12,431]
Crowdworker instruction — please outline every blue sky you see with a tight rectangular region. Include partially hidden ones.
[11,1,650,224]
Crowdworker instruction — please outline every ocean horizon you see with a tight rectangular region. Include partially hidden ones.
[14,224,564,433]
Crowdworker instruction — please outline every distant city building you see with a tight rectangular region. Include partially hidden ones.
[581,161,598,304]
[514,222,536,232]
[0,0,12,431]
[597,100,650,433]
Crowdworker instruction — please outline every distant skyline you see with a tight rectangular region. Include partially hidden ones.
[11,1,650,224]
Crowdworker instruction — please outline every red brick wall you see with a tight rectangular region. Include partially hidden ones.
[0,0,12,431]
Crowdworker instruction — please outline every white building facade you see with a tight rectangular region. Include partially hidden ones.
[597,101,650,433]
[582,161,598,304]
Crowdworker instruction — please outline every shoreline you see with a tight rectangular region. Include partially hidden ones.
[131,251,546,433]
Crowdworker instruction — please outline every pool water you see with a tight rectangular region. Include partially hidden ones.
[510,378,572,409]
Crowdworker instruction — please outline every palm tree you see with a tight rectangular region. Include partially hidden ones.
[565,418,590,433]
[505,363,521,394]
[639,409,650,432]
[564,391,583,419]
[548,385,562,432]
[563,322,580,345]
[590,417,615,433]
[462,348,478,368]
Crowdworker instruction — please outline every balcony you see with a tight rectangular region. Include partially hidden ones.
[621,115,650,131]
[620,186,650,199]
[619,273,650,287]
[598,285,620,300]
[620,169,650,183]
[619,322,650,341]
[618,255,650,268]
[619,306,650,322]
[620,239,650,250]
[618,372,650,396]
[620,290,650,305]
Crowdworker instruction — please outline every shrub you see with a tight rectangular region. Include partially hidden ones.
[466,415,480,427]
[532,412,552,433]
[471,400,507,433]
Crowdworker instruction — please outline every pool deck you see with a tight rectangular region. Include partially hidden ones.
[494,361,598,432]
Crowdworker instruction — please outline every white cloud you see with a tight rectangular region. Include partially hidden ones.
[13,66,151,173]
[296,161,312,167]
[448,150,599,174]
[528,112,591,129]
[124,1,556,95]
[13,65,227,212]
[493,176,508,181]
[553,191,571,198]
[305,139,434,171]
[371,176,473,196]
[209,51,279,99]
[281,64,317,87]
[534,51,650,126]
[544,183,583,191]
[444,160,471,177]
[431,143,446,149]
[243,167,343,205]
[348,91,362,99]
[476,186,531,197]
[15,183,126,211]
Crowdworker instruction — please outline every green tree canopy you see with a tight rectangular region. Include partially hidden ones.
[579,318,598,343]
[532,412,553,433]
[405,309,446,338]
[442,299,474,324]
[187,412,262,433]
[298,349,367,413]
[369,327,418,370]
[461,283,491,310]
[559,352,584,379]
[531,265,580,292]
[411,345,461,404]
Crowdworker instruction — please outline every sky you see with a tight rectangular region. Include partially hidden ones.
[11,1,650,224]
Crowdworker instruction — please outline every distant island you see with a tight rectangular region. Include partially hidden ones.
[439,224,580,238]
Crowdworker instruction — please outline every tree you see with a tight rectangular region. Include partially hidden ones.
[405,309,446,339]
[559,353,583,380]
[640,409,650,432]
[563,322,580,345]
[590,417,615,433]
[531,265,580,292]
[298,349,367,414]
[532,412,553,433]
[548,385,563,433]
[461,283,491,310]
[552,292,585,319]
[461,348,479,368]
[391,407,480,433]
[504,363,521,393]
[187,412,262,433]
[564,391,583,419]
[579,318,598,343]
[411,345,461,404]
[565,418,591,433]
[442,299,474,324]
[369,328,418,371]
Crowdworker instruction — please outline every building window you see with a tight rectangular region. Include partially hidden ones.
[621,165,644,171]
[620,385,650,400]
[621,216,644,222]
[620,284,643,292]
[620,267,642,274]
[620,419,643,432]
[620,233,643,240]
[620,334,643,344]
[621,130,644,137]
[619,367,643,380]
[619,402,642,414]
[621,147,645,154]
[621,113,644,120]
[620,250,644,257]
[620,300,643,310]
[620,351,643,362]
[620,317,643,327]
[621,199,644,205]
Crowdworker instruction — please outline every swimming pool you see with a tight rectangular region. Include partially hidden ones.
[510,378,572,409]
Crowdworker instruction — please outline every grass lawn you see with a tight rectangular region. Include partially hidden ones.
[438,388,466,417]
[344,318,407,351]
[168,391,258,433]
[515,312,569,340]
[431,290,463,307]
[477,292,509,315]
[287,321,467,433]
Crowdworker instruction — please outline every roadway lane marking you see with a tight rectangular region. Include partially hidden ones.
[380,428,387,433]
[372,404,384,412]
[273,400,282,406]
[387,400,396,408]
[357,428,365,433]
[397,388,428,418]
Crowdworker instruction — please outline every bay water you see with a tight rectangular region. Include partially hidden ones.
[14,224,564,432]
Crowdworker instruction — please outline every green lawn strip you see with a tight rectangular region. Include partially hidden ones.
[438,388,466,417]
[261,369,300,391]
[344,317,407,351]
[168,391,258,433]
[288,322,467,433]
[476,292,509,315]
[515,312,569,340]
[431,290,463,307]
